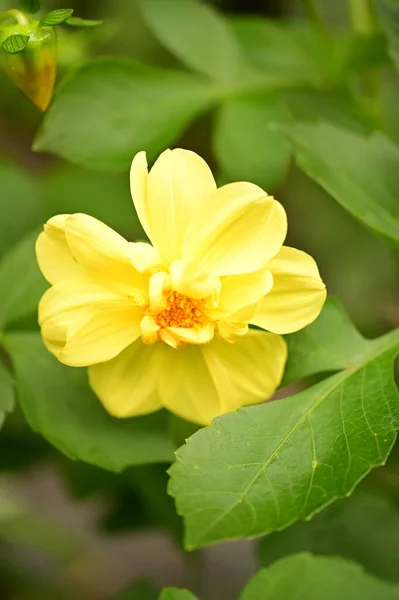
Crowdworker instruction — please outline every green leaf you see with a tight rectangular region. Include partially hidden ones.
[282,298,367,386]
[137,0,251,84]
[2,35,30,54]
[114,580,158,599]
[375,0,399,71]
[240,554,399,600]
[4,333,175,471]
[229,17,330,89]
[33,57,215,170]
[20,0,40,13]
[40,8,73,27]
[213,92,291,191]
[0,230,47,328]
[280,122,399,245]
[0,362,14,430]
[66,16,103,27]
[0,161,45,256]
[159,590,198,600]
[169,322,399,549]
[258,487,399,583]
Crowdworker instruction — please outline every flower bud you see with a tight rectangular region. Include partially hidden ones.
[0,20,56,111]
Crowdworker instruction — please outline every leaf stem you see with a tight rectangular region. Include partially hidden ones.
[0,9,30,26]
[348,0,375,34]
[301,0,328,35]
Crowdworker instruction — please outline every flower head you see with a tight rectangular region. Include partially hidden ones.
[36,149,326,425]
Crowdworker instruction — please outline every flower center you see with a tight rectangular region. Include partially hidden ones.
[155,291,205,329]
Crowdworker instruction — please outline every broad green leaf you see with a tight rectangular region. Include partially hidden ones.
[240,554,399,600]
[0,362,14,430]
[137,0,251,84]
[0,161,45,256]
[169,323,399,549]
[66,17,103,27]
[33,58,215,170]
[4,333,175,471]
[229,17,330,89]
[2,34,30,54]
[114,580,158,599]
[282,298,367,386]
[159,590,198,600]
[0,230,47,328]
[281,122,399,245]
[213,92,291,191]
[258,487,399,583]
[20,0,40,12]
[40,8,73,27]
[375,0,399,71]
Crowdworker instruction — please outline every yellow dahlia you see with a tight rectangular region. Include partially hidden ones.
[36,149,326,425]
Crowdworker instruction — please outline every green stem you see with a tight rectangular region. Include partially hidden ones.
[0,9,30,26]
[301,0,328,35]
[348,0,374,35]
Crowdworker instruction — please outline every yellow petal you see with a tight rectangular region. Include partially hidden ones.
[36,214,80,284]
[167,322,215,345]
[39,278,123,359]
[170,260,221,301]
[65,213,148,296]
[159,330,287,425]
[217,320,248,343]
[250,246,327,334]
[130,149,216,264]
[211,268,273,319]
[60,303,144,367]
[88,339,164,418]
[183,183,287,276]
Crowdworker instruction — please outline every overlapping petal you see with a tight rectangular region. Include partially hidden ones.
[88,339,165,418]
[250,246,326,334]
[64,213,148,296]
[182,182,287,276]
[159,330,287,424]
[210,268,273,319]
[35,214,80,284]
[130,149,216,264]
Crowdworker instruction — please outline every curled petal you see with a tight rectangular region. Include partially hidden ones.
[36,214,80,284]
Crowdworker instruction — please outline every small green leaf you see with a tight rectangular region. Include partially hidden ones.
[33,58,215,170]
[240,554,399,600]
[0,230,47,328]
[2,34,30,54]
[0,362,15,431]
[169,317,399,549]
[213,92,291,191]
[4,333,175,471]
[66,16,103,27]
[137,0,252,84]
[280,122,399,245]
[40,8,74,27]
[375,0,399,71]
[159,590,198,600]
[20,0,40,13]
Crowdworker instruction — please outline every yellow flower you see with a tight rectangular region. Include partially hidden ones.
[36,149,326,425]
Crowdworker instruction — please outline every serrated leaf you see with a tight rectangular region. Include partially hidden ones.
[258,488,399,583]
[280,122,399,245]
[375,0,399,71]
[33,57,215,170]
[66,16,103,27]
[40,8,73,27]
[2,34,30,54]
[159,590,198,600]
[282,298,367,386]
[4,333,175,471]
[136,0,251,84]
[240,554,399,600]
[169,320,399,549]
[0,362,15,431]
[0,230,47,328]
[20,0,41,13]
[213,92,291,191]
